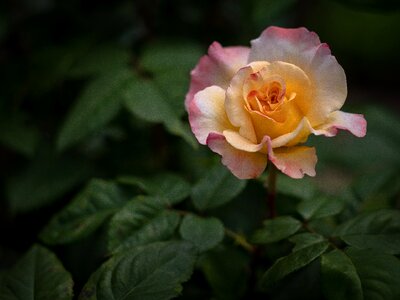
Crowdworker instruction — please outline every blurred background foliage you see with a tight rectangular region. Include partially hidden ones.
[0,0,399,298]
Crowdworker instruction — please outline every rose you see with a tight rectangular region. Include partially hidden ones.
[186,26,367,179]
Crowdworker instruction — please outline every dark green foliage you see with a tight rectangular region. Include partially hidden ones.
[251,216,302,244]
[117,173,191,205]
[179,214,224,252]
[259,241,330,290]
[6,153,93,213]
[58,68,134,150]
[334,209,400,254]
[0,245,73,300]
[79,241,197,300]
[191,164,247,211]
[289,232,326,252]
[346,248,400,300]
[321,249,363,300]
[40,179,126,245]
[297,196,345,220]
[107,196,181,253]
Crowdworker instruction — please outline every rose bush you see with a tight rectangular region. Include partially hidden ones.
[186,26,367,179]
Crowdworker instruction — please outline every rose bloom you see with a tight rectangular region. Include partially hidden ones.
[185,26,367,179]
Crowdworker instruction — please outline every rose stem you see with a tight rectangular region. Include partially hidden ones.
[267,165,277,218]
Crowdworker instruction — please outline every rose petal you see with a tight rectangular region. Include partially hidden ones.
[214,130,316,179]
[248,26,347,125]
[314,110,367,138]
[306,44,347,125]
[225,62,269,143]
[222,128,317,179]
[268,146,317,179]
[223,129,266,152]
[206,132,268,179]
[270,111,367,148]
[248,27,321,68]
[185,42,250,109]
[271,118,314,148]
[188,86,234,144]
[243,61,310,141]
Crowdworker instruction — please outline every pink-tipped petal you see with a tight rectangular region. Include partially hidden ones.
[268,146,317,179]
[185,42,250,109]
[249,27,321,67]
[188,86,234,144]
[207,132,268,179]
[248,27,347,125]
[314,111,367,138]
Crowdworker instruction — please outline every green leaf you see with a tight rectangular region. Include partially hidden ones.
[297,196,345,220]
[251,216,302,244]
[79,241,196,300]
[289,233,326,252]
[57,68,134,150]
[0,244,73,300]
[29,41,91,94]
[334,209,400,254]
[0,112,39,157]
[179,214,224,252]
[117,173,191,205]
[199,246,250,300]
[353,169,400,212]
[123,78,197,148]
[107,196,180,253]
[40,179,126,245]
[191,164,246,211]
[321,249,363,300]
[154,71,189,117]
[164,118,197,149]
[141,41,202,74]
[140,42,202,118]
[276,175,317,200]
[346,247,400,300]
[259,241,329,290]
[123,78,173,123]
[6,153,92,213]
[67,45,130,78]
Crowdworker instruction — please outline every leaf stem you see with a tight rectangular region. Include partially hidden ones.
[266,165,277,218]
[225,228,255,253]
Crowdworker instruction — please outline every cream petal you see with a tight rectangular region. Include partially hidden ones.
[225,62,269,143]
[188,86,234,144]
[249,27,347,125]
[185,42,250,109]
[223,129,266,153]
[306,44,347,125]
[206,132,268,179]
[313,110,367,138]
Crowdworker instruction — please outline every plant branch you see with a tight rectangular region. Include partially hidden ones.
[266,165,278,218]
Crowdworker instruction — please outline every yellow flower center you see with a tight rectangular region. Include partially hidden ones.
[246,77,286,114]
[240,63,306,141]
